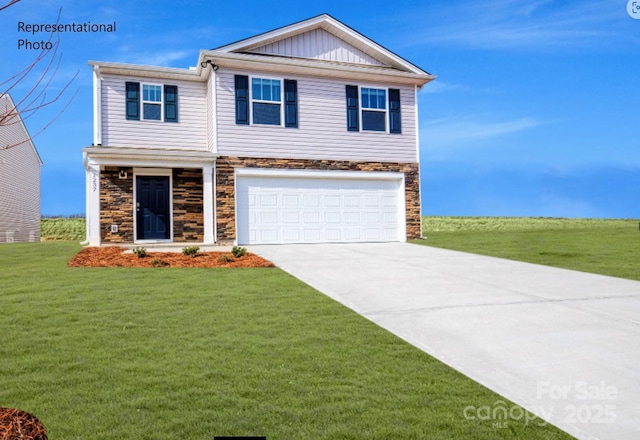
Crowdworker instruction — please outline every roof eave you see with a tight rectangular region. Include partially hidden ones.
[88,60,207,82]
[201,51,435,87]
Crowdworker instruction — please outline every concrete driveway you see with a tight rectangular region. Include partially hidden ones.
[250,242,640,440]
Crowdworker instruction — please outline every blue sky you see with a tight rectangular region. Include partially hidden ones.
[1,0,639,217]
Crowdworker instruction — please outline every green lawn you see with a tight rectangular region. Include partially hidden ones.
[0,242,571,439]
[417,216,640,281]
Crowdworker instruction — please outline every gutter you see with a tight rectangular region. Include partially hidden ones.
[199,51,436,87]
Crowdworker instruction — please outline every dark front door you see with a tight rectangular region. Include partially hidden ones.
[136,176,170,240]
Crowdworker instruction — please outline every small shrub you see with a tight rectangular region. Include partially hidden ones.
[133,247,147,258]
[231,246,247,258]
[182,246,200,258]
[151,258,169,267]
[218,254,234,264]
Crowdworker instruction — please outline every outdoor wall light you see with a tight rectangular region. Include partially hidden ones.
[200,60,219,71]
[118,169,127,179]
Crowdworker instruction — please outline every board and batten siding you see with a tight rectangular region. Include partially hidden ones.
[0,97,41,243]
[248,28,385,66]
[206,73,215,152]
[215,70,418,163]
[100,74,208,150]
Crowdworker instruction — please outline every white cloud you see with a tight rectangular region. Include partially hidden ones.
[423,116,541,147]
[422,81,467,94]
[114,47,193,67]
[403,0,623,51]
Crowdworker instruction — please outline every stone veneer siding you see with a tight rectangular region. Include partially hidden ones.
[172,168,204,242]
[99,166,204,244]
[100,166,134,243]
[216,157,421,242]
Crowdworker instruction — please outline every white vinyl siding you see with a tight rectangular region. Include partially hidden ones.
[248,28,385,66]
[217,70,417,163]
[0,95,41,243]
[101,74,207,150]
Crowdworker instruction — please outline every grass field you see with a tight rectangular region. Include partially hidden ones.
[40,217,85,241]
[418,216,640,281]
[0,242,572,439]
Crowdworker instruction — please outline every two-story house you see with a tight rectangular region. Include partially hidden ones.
[82,14,434,246]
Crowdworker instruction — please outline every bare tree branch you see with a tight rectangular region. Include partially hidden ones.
[1,5,79,150]
[0,0,21,12]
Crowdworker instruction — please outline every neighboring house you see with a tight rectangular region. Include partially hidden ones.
[83,14,434,246]
[0,93,43,243]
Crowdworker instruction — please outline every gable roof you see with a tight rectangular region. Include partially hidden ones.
[0,93,43,165]
[89,15,435,87]
[203,14,434,86]
[214,14,430,75]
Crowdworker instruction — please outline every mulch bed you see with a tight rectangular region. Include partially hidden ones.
[67,247,275,268]
[0,408,47,440]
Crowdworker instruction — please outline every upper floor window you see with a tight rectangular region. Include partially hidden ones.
[126,82,178,123]
[252,78,282,126]
[346,85,401,134]
[235,75,298,128]
[142,84,162,120]
[361,87,387,132]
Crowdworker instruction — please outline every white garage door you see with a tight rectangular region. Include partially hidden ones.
[236,170,406,245]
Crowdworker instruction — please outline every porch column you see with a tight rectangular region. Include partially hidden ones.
[203,164,214,244]
[86,162,101,246]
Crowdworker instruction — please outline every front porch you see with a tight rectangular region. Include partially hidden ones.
[83,147,217,246]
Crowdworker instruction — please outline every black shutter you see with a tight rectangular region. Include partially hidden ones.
[345,85,359,131]
[164,85,178,123]
[389,88,401,134]
[125,82,140,120]
[284,79,298,128]
[235,75,249,125]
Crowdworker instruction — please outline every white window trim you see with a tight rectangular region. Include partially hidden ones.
[142,83,164,122]
[359,85,388,133]
[249,75,284,127]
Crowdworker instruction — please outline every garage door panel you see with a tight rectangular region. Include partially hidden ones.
[344,195,359,207]
[344,212,360,224]
[325,212,341,223]
[383,211,397,223]
[304,229,321,241]
[324,195,340,207]
[303,212,320,224]
[259,194,278,206]
[364,228,381,240]
[282,211,299,223]
[345,229,361,240]
[260,229,279,242]
[304,194,320,207]
[363,212,380,224]
[282,194,299,207]
[325,229,341,241]
[384,228,399,239]
[282,229,300,241]
[382,195,397,207]
[258,211,278,224]
[236,173,405,245]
